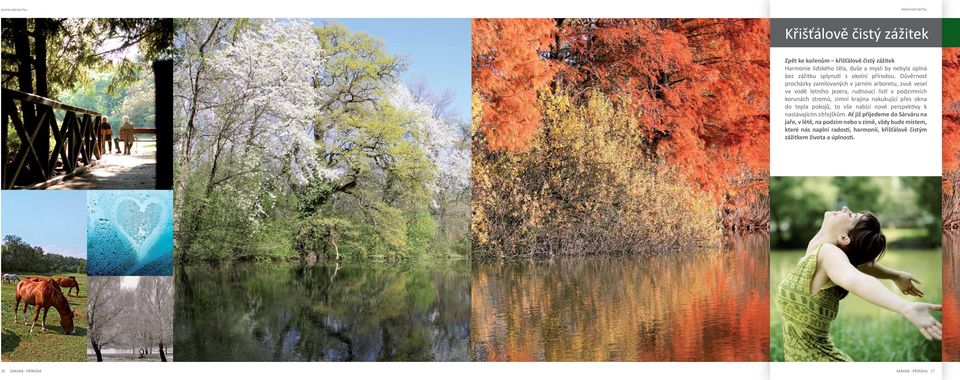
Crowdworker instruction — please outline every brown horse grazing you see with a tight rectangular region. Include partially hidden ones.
[13,278,76,334]
[26,276,65,293]
[55,277,81,296]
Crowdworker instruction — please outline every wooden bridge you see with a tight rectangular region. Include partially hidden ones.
[3,88,103,189]
[1,88,158,190]
[2,60,173,190]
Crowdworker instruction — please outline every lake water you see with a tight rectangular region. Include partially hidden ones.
[471,234,770,361]
[174,259,470,361]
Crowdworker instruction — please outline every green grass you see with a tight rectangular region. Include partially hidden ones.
[1,272,87,362]
[770,250,942,362]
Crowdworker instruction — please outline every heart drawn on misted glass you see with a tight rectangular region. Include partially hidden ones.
[112,196,165,260]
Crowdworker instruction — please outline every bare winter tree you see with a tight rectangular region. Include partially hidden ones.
[141,277,174,361]
[127,282,152,358]
[89,276,174,362]
[88,277,126,362]
[128,288,148,356]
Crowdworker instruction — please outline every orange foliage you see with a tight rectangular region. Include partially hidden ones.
[558,19,770,196]
[944,48,960,228]
[944,48,960,174]
[472,19,558,152]
[472,19,770,223]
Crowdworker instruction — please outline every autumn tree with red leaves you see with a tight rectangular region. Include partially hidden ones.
[472,19,770,258]
[944,48,960,229]
[943,48,960,363]
[558,19,769,196]
[473,19,558,152]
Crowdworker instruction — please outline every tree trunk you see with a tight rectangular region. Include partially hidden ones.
[159,341,167,362]
[12,19,37,183]
[93,344,103,362]
[178,133,225,257]
[33,19,48,98]
[154,60,174,190]
[174,19,222,234]
[34,19,50,172]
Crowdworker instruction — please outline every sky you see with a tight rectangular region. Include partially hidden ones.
[1,191,87,258]
[318,19,471,122]
[121,276,140,288]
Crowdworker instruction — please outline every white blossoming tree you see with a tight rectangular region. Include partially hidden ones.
[174,19,470,262]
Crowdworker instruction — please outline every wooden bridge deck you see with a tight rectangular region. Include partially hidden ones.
[46,149,157,190]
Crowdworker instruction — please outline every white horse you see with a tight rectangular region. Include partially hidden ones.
[2,273,19,284]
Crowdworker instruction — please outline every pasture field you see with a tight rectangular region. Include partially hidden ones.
[1,272,88,361]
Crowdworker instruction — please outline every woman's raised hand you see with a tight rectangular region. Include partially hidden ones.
[894,272,924,297]
[901,302,943,340]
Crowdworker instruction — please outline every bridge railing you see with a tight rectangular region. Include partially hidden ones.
[1,88,104,189]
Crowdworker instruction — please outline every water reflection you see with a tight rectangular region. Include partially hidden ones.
[471,234,769,361]
[174,260,470,361]
[946,232,960,361]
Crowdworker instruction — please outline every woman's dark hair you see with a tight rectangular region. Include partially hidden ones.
[836,211,885,299]
[841,211,886,266]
